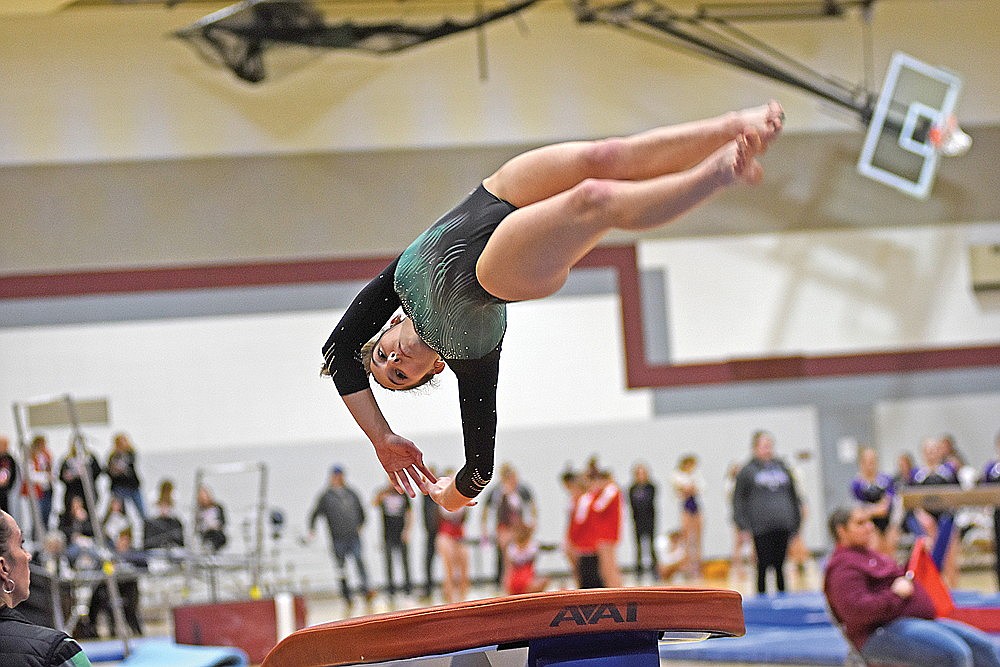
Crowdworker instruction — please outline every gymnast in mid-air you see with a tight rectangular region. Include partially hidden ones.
[322,102,784,511]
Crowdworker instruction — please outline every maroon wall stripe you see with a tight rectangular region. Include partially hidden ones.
[0,257,393,299]
[2,248,997,388]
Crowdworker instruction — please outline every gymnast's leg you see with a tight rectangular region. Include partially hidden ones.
[485,102,783,208]
[476,104,781,302]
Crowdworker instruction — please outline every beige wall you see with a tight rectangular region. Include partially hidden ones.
[3,1,998,279]
[1,1,997,166]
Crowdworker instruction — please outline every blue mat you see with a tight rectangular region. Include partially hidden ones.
[661,625,848,665]
[82,637,248,666]
[661,591,1000,665]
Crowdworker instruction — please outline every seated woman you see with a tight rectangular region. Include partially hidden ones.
[0,509,94,666]
[87,530,145,639]
[57,495,97,569]
[824,505,1000,667]
[195,485,227,553]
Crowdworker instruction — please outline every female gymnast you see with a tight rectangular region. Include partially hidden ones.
[322,102,784,511]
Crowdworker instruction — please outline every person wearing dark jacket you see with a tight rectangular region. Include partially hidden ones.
[825,505,1000,666]
[0,509,93,666]
[309,465,374,606]
[420,474,440,600]
[57,441,100,519]
[628,463,657,580]
[105,433,146,521]
[732,430,801,595]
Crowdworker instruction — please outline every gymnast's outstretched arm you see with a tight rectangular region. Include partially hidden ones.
[341,390,434,498]
[323,258,435,496]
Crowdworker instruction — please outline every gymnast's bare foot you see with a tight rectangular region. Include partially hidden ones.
[732,100,784,148]
[711,128,765,186]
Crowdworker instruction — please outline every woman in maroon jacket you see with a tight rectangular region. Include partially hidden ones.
[824,505,1000,666]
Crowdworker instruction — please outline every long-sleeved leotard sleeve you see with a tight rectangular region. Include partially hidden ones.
[321,257,401,397]
[448,346,501,499]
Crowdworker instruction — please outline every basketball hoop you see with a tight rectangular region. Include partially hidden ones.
[928,114,972,157]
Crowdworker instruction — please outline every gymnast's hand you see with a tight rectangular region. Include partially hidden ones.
[428,476,478,511]
[374,434,436,498]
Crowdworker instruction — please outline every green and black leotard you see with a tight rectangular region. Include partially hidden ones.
[322,184,517,498]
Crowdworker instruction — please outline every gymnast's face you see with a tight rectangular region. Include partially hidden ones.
[371,318,445,390]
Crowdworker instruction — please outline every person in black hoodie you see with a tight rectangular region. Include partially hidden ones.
[732,430,802,595]
[0,509,93,666]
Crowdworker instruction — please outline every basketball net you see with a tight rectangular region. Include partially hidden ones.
[928,114,972,157]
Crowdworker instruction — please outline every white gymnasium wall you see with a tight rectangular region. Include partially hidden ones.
[5,223,995,455]
[875,392,1000,474]
[2,221,997,590]
[0,293,647,454]
[640,222,1000,362]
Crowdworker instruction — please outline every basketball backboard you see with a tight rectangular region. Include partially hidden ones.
[857,52,963,199]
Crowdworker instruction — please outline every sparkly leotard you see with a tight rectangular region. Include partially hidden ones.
[322,185,517,498]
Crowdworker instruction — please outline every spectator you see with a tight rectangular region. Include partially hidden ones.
[195,485,227,553]
[143,479,185,550]
[419,472,439,601]
[57,439,100,520]
[785,450,812,582]
[504,519,549,595]
[308,465,374,608]
[732,430,801,595]
[628,463,657,581]
[895,451,917,488]
[655,530,688,583]
[940,433,966,469]
[481,463,536,588]
[105,433,146,521]
[101,496,133,548]
[725,461,754,581]
[20,435,54,535]
[851,446,898,555]
[824,505,1000,667]
[86,529,145,639]
[672,454,703,579]
[591,469,623,588]
[561,468,586,587]
[57,495,97,569]
[912,437,960,587]
[436,488,469,604]
[0,509,94,666]
[893,451,919,541]
[373,484,412,602]
[913,437,959,487]
[0,436,17,516]
[979,430,1000,591]
[568,473,605,589]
